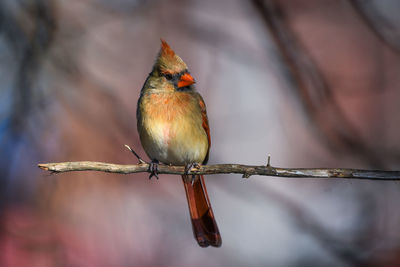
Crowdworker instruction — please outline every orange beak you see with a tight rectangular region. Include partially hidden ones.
[178,73,195,88]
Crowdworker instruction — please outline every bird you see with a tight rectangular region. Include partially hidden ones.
[136,40,222,247]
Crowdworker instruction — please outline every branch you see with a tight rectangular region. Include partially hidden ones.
[37,160,400,180]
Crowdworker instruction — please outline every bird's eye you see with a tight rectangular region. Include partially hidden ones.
[165,74,173,80]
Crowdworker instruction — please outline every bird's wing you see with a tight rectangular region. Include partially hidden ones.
[195,93,211,164]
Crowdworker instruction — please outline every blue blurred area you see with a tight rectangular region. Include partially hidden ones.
[0,0,55,205]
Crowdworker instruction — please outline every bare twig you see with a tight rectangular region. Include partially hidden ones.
[37,161,400,180]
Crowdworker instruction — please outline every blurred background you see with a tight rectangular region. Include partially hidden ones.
[1,0,400,266]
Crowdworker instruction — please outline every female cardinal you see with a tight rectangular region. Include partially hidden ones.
[136,40,222,247]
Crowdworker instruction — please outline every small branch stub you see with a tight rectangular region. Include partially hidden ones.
[124,144,146,164]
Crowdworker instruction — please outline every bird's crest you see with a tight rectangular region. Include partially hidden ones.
[160,39,176,58]
[156,39,187,74]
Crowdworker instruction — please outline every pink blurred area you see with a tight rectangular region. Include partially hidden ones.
[1,0,400,266]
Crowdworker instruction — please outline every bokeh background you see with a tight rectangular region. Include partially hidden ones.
[1,0,400,266]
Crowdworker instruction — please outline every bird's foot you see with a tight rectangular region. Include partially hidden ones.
[184,162,201,174]
[149,159,160,180]
[185,163,201,185]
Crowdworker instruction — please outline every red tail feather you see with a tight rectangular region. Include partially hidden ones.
[182,175,221,247]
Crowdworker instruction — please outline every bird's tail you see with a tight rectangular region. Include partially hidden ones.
[182,175,222,247]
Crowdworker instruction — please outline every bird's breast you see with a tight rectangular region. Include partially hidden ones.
[138,92,208,165]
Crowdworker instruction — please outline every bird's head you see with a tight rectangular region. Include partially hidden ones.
[152,40,195,91]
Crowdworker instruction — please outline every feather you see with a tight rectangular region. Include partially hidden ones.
[182,175,222,247]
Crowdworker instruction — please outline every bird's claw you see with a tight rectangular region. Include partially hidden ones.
[149,160,159,180]
[184,163,200,175]
[185,163,201,185]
